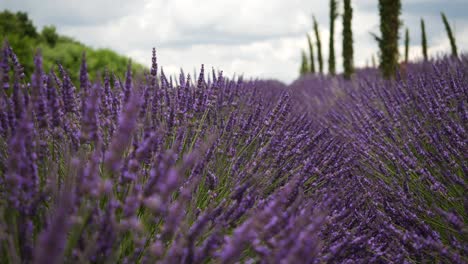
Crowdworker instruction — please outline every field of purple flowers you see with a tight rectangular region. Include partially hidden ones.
[0,42,466,263]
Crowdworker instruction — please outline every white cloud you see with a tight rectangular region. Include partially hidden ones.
[1,0,145,27]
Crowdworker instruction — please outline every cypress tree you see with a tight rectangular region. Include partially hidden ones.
[441,12,458,57]
[404,28,409,64]
[421,19,428,61]
[378,0,401,79]
[342,0,354,79]
[307,34,315,73]
[328,0,338,75]
[313,16,323,74]
[300,50,309,76]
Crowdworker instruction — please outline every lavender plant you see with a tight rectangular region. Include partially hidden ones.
[0,43,346,263]
[0,40,467,264]
[291,55,467,262]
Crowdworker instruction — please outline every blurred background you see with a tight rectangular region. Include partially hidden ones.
[1,0,467,83]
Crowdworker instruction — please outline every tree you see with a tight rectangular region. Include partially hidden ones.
[42,25,59,47]
[328,0,338,75]
[306,34,315,73]
[404,28,409,64]
[420,19,428,61]
[371,54,377,68]
[378,0,402,79]
[13,11,38,38]
[441,12,458,58]
[342,0,354,79]
[313,16,323,74]
[300,50,309,76]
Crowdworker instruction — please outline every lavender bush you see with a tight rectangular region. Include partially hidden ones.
[0,41,467,263]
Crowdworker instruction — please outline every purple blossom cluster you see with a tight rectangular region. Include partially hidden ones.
[0,40,467,264]
[290,57,467,262]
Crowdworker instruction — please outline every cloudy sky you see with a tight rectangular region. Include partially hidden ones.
[2,0,468,83]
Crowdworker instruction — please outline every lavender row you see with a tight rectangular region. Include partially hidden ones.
[290,56,467,262]
[0,42,352,263]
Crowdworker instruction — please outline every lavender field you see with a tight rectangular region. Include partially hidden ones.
[0,40,466,263]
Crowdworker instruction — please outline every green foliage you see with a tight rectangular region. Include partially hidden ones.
[306,34,315,73]
[0,10,146,83]
[421,19,428,61]
[404,28,409,63]
[313,16,323,74]
[0,10,38,38]
[342,0,354,79]
[378,0,401,79]
[441,12,458,58]
[328,0,338,75]
[41,25,59,47]
[299,50,309,76]
[0,10,39,75]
